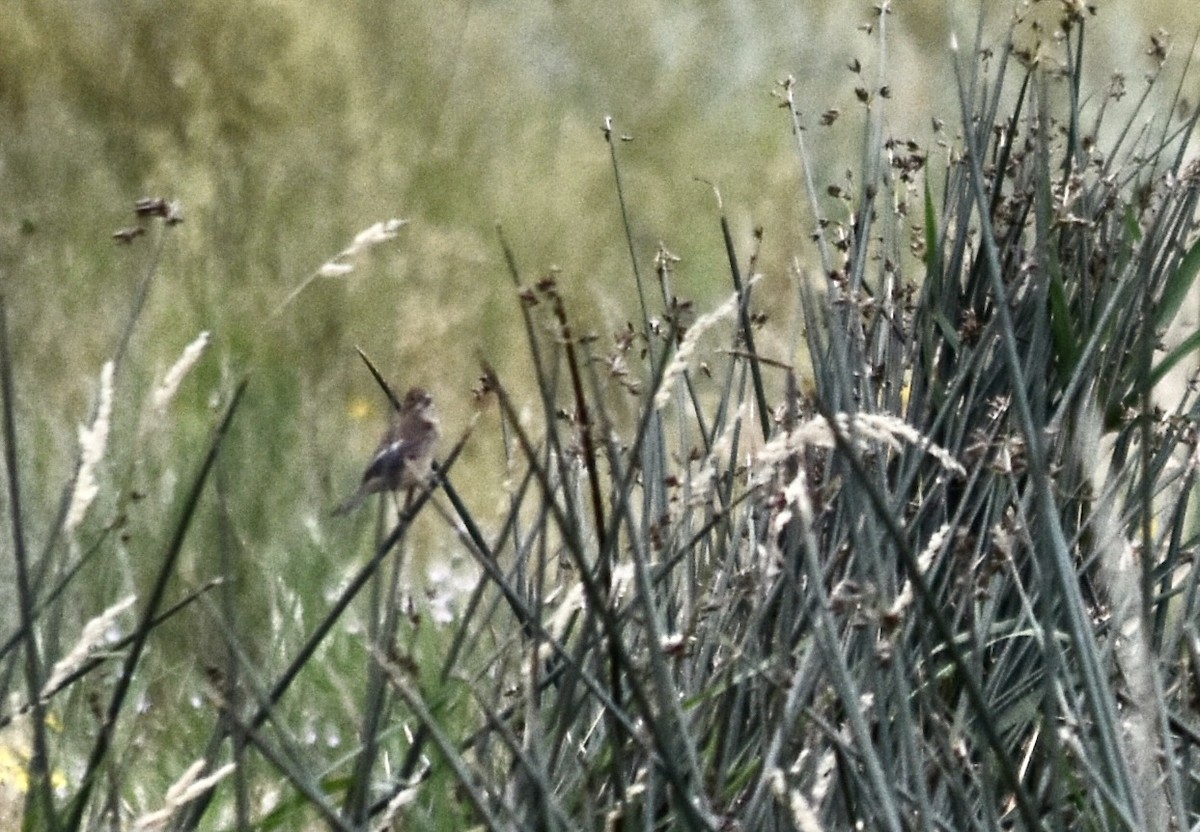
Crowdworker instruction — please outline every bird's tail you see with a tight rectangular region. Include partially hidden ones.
[331,487,367,516]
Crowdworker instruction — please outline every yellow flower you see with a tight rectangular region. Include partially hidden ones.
[0,717,69,794]
[348,396,373,421]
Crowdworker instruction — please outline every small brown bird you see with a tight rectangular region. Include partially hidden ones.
[333,387,440,516]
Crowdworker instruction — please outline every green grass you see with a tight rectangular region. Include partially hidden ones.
[5,2,1200,830]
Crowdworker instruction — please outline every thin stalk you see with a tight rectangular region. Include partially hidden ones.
[0,294,59,830]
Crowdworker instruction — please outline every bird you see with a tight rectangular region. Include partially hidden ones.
[333,386,440,516]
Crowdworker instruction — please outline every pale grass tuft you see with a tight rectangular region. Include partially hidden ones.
[317,218,409,277]
[887,524,948,621]
[685,400,750,507]
[375,781,423,830]
[771,466,814,538]
[755,411,964,479]
[131,760,236,831]
[345,219,409,254]
[768,769,825,832]
[274,217,409,314]
[1078,403,1171,827]
[317,261,356,278]
[152,331,210,415]
[835,413,966,476]
[66,361,115,533]
[685,462,719,507]
[538,564,636,662]
[751,417,836,472]
[810,745,837,804]
[654,283,753,410]
[425,557,479,626]
[42,595,137,698]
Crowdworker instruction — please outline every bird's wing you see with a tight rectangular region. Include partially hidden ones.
[361,437,419,483]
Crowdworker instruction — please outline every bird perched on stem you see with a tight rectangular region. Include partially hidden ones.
[333,387,439,515]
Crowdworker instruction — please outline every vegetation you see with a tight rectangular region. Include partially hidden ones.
[4,1,1200,829]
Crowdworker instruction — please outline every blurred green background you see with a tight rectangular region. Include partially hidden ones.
[1,0,1195,576]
